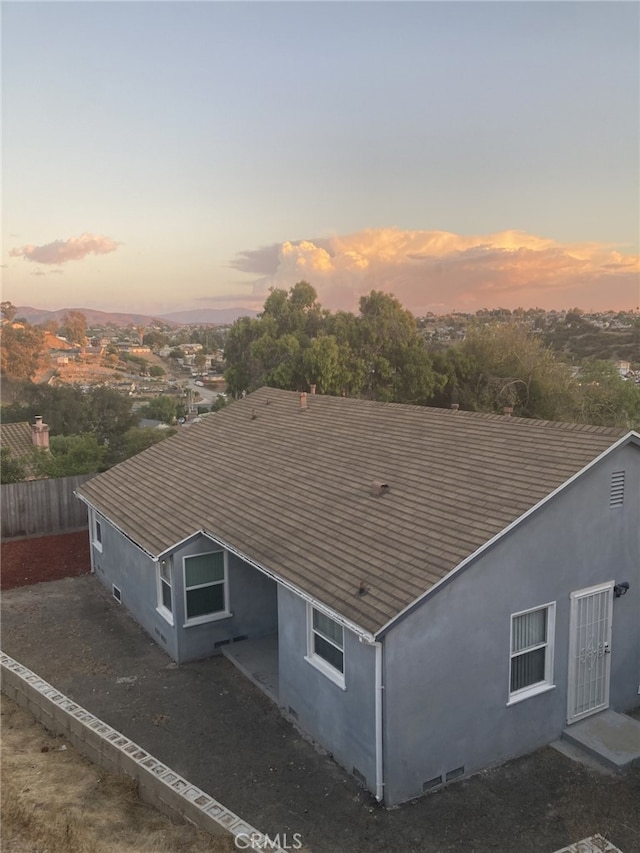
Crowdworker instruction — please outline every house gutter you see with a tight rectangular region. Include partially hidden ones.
[74,493,158,560]
[364,637,385,803]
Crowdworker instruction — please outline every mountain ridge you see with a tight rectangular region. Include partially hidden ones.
[14,306,257,327]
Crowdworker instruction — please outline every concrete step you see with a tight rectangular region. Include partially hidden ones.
[561,709,640,772]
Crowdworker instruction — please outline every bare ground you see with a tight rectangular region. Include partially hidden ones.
[2,576,639,853]
[0,694,234,853]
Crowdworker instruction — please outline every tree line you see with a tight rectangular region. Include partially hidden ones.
[223,282,640,429]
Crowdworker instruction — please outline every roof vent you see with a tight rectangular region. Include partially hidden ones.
[300,392,307,410]
[310,384,316,395]
[370,480,390,497]
[451,403,459,411]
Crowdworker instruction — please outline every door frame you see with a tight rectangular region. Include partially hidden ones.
[567,580,614,725]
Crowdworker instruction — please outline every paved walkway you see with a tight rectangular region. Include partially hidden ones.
[2,576,639,853]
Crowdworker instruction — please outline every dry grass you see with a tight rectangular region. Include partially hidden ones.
[1,694,235,853]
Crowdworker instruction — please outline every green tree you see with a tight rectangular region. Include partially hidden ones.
[34,434,106,478]
[194,351,208,373]
[59,311,87,347]
[443,322,577,420]
[575,361,640,428]
[354,291,438,403]
[119,426,176,459]
[86,386,137,443]
[0,322,45,380]
[148,365,165,378]
[140,395,178,424]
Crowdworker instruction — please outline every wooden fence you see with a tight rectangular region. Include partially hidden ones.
[1,474,94,539]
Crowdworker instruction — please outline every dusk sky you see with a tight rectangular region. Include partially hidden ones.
[2,1,639,316]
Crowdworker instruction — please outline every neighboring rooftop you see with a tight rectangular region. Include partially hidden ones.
[78,388,630,635]
[0,422,34,458]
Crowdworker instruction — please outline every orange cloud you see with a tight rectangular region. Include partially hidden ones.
[10,233,119,265]
[237,228,639,313]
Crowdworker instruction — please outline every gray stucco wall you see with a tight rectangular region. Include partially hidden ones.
[277,586,377,793]
[382,443,640,806]
[172,535,278,663]
[90,514,180,660]
[90,525,278,664]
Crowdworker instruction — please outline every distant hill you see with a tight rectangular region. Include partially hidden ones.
[14,306,256,327]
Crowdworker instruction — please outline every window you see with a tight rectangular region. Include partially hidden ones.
[156,559,173,624]
[92,512,103,552]
[509,603,555,703]
[306,605,345,688]
[183,551,229,625]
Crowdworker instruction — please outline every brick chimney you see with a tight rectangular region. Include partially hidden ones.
[310,384,316,395]
[299,392,307,410]
[31,416,50,450]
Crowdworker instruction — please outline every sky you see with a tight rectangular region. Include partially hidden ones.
[2,1,639,317]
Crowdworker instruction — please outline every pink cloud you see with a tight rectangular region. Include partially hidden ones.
[10,233,119,265]
[238,228,639,313]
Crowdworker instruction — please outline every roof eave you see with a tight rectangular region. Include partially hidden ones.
[374,429,640,639]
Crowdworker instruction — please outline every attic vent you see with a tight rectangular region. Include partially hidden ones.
[610,471,625,507]
[371,480,390,497]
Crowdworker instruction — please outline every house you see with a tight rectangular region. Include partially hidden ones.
[76,388,640,806]
[0,417,50,478]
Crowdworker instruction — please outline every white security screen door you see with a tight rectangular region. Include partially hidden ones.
[567,581,614,724]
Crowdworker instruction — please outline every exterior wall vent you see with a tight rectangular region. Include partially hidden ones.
[352,767,366,785]
[446,765,465,782]
[610,471,625,507]
[112,585,122,603]
[423,775,442,792]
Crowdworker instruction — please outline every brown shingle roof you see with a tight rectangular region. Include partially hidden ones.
[0,422,33,458]
[77,388,629,634]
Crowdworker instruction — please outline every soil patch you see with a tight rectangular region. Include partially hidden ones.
[1,530,91,590]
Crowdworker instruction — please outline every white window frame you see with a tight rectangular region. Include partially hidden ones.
[305,604,346,690]
[156,559,174,625]
[91,511,103,553]
[182,550,230,627]
[507,601,556,705]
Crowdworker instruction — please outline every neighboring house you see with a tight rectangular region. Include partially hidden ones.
[76,388,640,806]
[0,417,50,478]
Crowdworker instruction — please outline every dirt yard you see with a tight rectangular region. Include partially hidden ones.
[0,694,235,853]
[1,530,91,590]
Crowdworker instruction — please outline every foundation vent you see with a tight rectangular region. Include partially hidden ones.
[214,639,230,649]
[446,765,465,782]
[153,627,167,644]
[352,767,366,785]
[423,775,442,792]
[112,585,122,603]
[610,471,625,507]
[288,706,298,720]
[233,634,248,643]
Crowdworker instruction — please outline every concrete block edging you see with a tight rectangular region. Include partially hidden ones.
[0,652,283,851]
